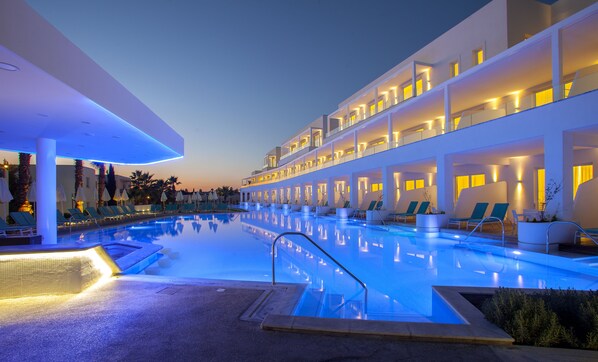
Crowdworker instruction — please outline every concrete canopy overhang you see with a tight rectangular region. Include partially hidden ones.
[0,0,184,164]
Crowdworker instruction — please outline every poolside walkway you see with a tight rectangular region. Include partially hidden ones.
[1,276,596,361]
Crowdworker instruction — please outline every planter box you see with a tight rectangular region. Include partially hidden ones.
[336,208,354,219]
[366,210,390,224]
[315,206,330,216]
[255,202,262,210]
[517,222,577,252]
[416,214,448,237]
[301,205,312,214]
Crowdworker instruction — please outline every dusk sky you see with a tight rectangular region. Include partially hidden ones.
[5,0,491,191]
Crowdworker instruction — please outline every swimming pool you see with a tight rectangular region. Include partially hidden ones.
[61,210,598,323]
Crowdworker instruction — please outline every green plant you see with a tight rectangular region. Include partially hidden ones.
[482,288,598,350]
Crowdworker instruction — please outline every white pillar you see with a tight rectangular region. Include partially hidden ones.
[326,178,334,206]
[551,28,563,101]
[36,138,57,244]
[436,154,455,215]
[444,85,452,132]
[349,173,359,209]
[387,114,393,146]
[544,130,573,219]
[311,181,318,205]
[382,167,394,210]
[411,62,417,98]
[353,131,358,155]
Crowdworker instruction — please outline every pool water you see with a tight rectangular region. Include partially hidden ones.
[60,210,598,323]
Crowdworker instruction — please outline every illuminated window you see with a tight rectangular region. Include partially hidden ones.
[347,186,350,193]
[450,62,459,78]
[368,103,375,116]
[537,168,545,209]
[403,84,413,100]
[405,179,424,191]
[473,49,484,65]
[453,117,461,130]
[573,164,593,199]
[349,112,356,122]
[535,88,553,107]
[415,79,423,96]
[371,183,383,192]
[455,175,469,201]
[377,98,384,112]
[471,174,486,187]
[563,81,573,99]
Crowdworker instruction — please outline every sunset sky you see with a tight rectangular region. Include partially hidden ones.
[1,0,491,191]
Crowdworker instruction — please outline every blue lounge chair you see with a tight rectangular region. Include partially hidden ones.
[448,202,489,229]
[395,201,430,223]
[355,201,377,218]
[68,208,92,223]
[467,203,509,230]
[0,217,34,235]
[391,201,418,222]
[9,212,36,227]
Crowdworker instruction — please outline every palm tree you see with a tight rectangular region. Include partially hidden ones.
[129,170,156,204]
[16,153,31,212]
[165,175,180,201]
[91,162,106,206]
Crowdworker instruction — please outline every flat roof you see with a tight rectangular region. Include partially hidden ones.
[0,0,183,164]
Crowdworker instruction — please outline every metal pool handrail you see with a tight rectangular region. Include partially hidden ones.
[546,221,598,254]
[271,231,368,314]
[461,216,505,246]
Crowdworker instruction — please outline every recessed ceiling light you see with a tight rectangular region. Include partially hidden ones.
[0,62,19,71]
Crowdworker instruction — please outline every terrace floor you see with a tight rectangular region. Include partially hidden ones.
[1,276,597,361]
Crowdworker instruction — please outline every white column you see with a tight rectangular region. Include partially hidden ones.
[551,28,563,101]
[373,87,379,113]
[326,178,334,206]
[387,114,393,146]
[544,130,573,219]
[382,166,394,210]
[436,154,455,215]
[36,138,57,244]
[349,173,359,209]
[444,85,452,132]
[311,181,318,205]
[411,62,417,98]
[353,131,358,155]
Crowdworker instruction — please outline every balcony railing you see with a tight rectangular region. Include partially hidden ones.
[244,69,598,187]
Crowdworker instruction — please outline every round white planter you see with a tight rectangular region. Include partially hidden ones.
[416,214,448,237]
[517,222,577,252]
[301,205,311,214]
[336,208,354,219]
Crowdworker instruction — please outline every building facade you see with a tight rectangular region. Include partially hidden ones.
[241,0,598,222]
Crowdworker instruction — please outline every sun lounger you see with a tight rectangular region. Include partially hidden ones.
[448,202,489,229]
[0,217,34,235]
[390,201,418,222]
[355,201,377,218]
[68,208,92,223]
[394,201,430,223]
[9,211,36,227]
[466,203,509,230]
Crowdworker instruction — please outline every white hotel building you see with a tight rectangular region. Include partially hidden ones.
[240,0,598,224]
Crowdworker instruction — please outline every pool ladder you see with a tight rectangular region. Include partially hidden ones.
[271,231,368,315]
[546,221,598,254]
[460,216,505,246]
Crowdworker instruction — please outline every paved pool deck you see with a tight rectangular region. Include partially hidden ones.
[1,276,596,362]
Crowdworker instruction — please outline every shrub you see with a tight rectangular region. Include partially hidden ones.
[481,288,598,350]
